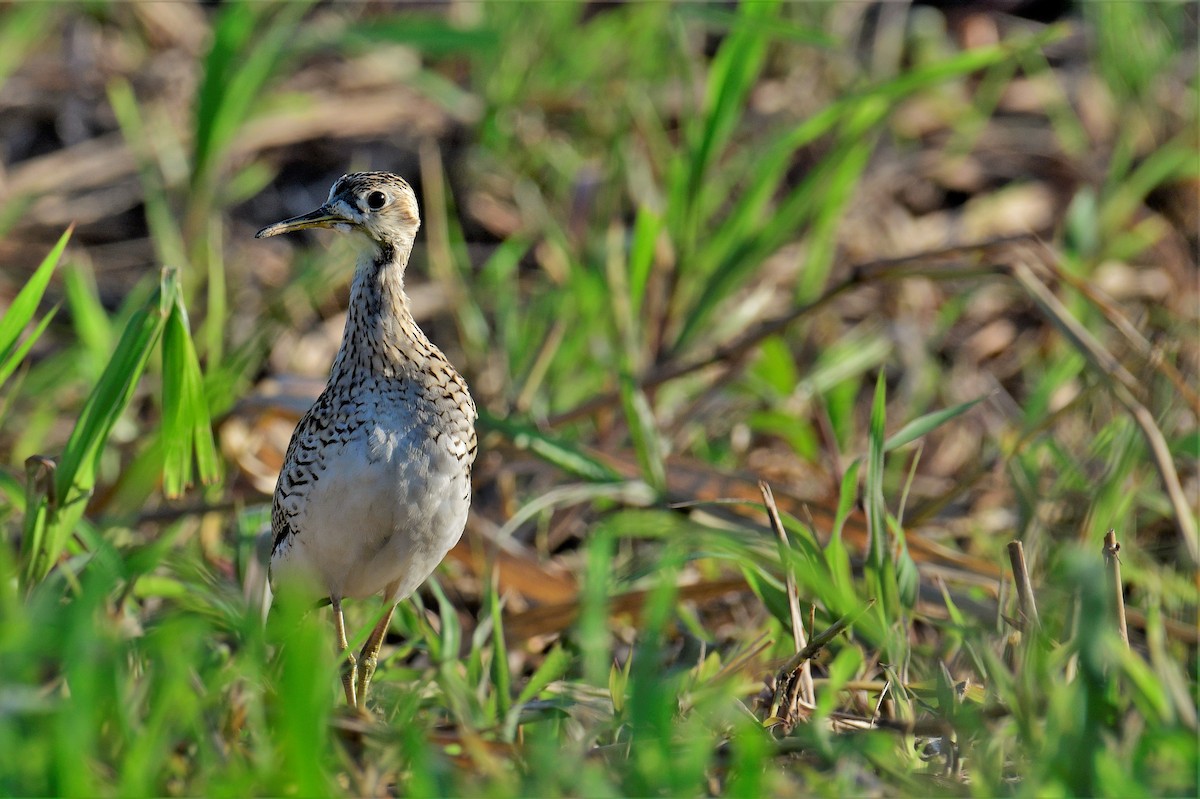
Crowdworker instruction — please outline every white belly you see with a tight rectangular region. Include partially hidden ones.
[270,420,470,602]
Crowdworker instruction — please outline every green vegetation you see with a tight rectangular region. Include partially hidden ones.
[0,1,1195,795]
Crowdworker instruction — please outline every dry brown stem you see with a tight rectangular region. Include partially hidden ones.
[759,481,815,719]
[1007,540,1040,633]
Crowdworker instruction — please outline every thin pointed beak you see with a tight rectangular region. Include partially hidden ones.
[255,204,355,239]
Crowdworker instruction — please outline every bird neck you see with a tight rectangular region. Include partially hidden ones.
[331,238,438,380]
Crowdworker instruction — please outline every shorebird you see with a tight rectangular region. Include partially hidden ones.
[255,172,476,709]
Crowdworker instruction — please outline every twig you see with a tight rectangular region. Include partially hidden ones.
[778,599,876,679]
[769,600,875,734]
[1007,541,1040,632]
[760,481,814,715]
[1103,530,1129,649]
[870,680,891,727]
[760,484,806,651]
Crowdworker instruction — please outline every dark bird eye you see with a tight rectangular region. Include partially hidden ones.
[366,191,387,210]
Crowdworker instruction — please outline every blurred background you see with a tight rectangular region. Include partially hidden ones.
[0,1,1196,796]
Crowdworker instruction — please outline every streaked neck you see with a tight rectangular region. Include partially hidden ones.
[331,236,435,380]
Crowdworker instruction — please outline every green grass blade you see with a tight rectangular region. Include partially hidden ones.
[161,292,222,497]
[628,207,661,321]
[795,126,879,302]
[514,643,571,707]
[674,104,886,349]
[673,28,1063,351]
[107,80,187,270]
[192,1,262,189]
[1099,131,1197,237]
[618,378,666,495]
[192,1,312,200]
[0,227,71,379]
[886,514,919,610]
[884,395,987,452]
[826,459,861,605]
[683,0,778,203]
[485,570,511,723]
[480,410,623,482]
[339,14,499,56]
[63,263,114,368]
[0,4,55,90]
[579,525,616,687]
[674,4,834,47]
[670,0,778,256]
[0,304,58,390]
[53,271,174,502]
[26,271,175,586]
[865,371,894,610]
[430,579,461,667]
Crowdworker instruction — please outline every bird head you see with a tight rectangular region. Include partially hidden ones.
[255,172,420,247]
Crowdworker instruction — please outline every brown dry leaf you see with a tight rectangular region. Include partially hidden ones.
[505,577,748,641]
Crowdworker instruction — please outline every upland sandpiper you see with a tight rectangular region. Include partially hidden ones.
[256,172,476,709]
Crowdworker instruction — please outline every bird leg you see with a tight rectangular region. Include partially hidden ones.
[331,597,358,707]
[355,601,398,710]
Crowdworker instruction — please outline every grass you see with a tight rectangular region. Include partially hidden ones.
[0,1,1196,796]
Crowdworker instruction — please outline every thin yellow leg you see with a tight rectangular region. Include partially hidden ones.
[331,597,358,707]
[355,601,397,710]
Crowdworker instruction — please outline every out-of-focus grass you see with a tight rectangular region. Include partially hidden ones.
[0,1,1196,796]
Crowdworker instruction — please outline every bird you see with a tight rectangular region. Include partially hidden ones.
[255,172,477,709]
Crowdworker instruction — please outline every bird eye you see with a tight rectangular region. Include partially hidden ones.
[366,190,388,210]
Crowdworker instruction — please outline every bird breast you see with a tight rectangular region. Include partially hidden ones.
[270,377,473,602]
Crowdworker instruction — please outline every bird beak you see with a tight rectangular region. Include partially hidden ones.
[255,204,354,239]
